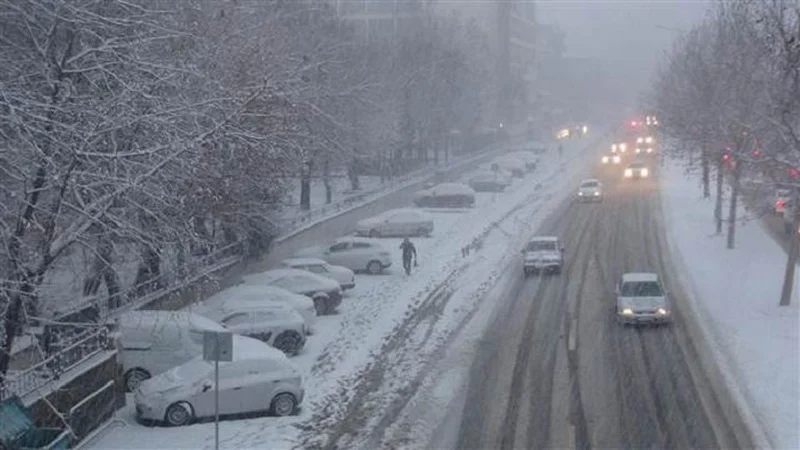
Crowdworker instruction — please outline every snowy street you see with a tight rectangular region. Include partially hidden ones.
[81,134,601,449]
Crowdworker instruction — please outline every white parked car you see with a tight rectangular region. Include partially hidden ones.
[522,236,564,276]
[118,310,284,392]
[281,257,356,290]
[197,284,317,332]
[577,178,603,202]
[201,303,306,356]
[413,182,476,208]
[355,208,434,238]
[507,151,538,171]
[294,237,392,274]
[491,155,526,177]
[134,342,303,426]
[615,273,671,325]
[243,269,342,315]
[468,171,512,193]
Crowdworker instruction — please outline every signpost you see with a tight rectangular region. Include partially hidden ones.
[203,331,232,450]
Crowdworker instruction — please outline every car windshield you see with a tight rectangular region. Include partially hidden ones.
[167,359,213,384]
[621,281,663,297]
[630,163,645,169]
[581,181,598,188]
[527,241,557,251]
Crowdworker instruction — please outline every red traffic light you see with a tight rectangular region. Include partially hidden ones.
[790,167,800,178]
[751,149,762,157]
[722,153,731,161]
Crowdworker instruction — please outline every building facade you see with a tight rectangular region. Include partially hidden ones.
[333,0,420,41]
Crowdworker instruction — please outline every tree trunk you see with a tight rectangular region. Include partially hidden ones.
[701,143,710,198]
[780,197,799,306]
[300,161,312,211]
[715,156,725,234]
[726,160,743,249]
[134,245,163,297]
[0,279,34,378]
[348,158,360,191]
[323,158,332,204]
[82,236,121,310]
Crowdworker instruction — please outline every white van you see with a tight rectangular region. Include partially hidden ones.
[118,310,285,391]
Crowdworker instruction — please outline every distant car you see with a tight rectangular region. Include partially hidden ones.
[492,155,526,177]
[197,284,317,332]
[634,136,655,154]
[413,182,476,208]
[507,151,539,171]
[522,236,564,276]
[243,269,342,315]
[623,161,649,179]
[611,142,628,154]
[203,303,306,356]
[468,171,512,192]
[601,154,621,165]
[774,188,791,216]
[355,208,434,238]
[135,348,303,426]
[615,273,671,325]
[281,258,356,290]
[294,236,392,274]
[525,141,548,155]
[577,179,603,202]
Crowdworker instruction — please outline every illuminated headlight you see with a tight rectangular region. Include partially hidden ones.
[635,148,641,154]
[657,308,668,315]
[613,156,621,164]
[645,136,653,144]
[646,147,653,153]
[582,125,588,134]
[594,191,600,196]
[641,168,649,177]
[620,143,627,151]
[636,137,644,144]
[578,191,583,196]
[622,308,634,315]
[611,144,617,151]
[624,169,633,177]
[602,156,609,163]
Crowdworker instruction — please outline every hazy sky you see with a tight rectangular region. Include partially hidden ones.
[537,0,710,103]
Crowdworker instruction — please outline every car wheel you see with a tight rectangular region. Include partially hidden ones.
[369,229,381,238]
[270,393,298,417]
[312,294,331,315]
[124,368,151,392]
[165,402,193,426]
[367,260,383,274]
[273,330,303,356]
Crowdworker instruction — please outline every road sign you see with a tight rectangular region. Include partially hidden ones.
[203,331,232,362]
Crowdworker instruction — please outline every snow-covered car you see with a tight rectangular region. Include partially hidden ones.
[491,155,526,177]
[525,141,549,155]
[281,257,356,290]
[202,303,306,356]
[355,208,434,238]
[615,272,671,325]
[196,284,317,332]
[577,179,603,202]
[507,151,538,171]
[294,237,392,274]
[522,236,564,276]
[118,310,280,392]
[243,269,342,315]
[413,182,476,208]
[134,342,303,426]
[774,188,791,215]
[468,171,512,192]
[623,161,649,179]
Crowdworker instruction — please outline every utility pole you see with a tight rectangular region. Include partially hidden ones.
[779,189,799,306]
[496,0,512,127]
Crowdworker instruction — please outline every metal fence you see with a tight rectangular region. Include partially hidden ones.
[1,326,111,401]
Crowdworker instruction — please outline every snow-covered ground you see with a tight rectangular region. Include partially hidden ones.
[660,157,799,449]
[79,133,599,450]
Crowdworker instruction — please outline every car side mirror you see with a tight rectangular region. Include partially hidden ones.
[202,381,213,392]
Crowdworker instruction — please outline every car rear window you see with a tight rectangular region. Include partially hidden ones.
[621,281,663,297]
[581,181,598,187]
[526,241,556,251]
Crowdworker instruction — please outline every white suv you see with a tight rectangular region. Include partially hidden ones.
[577,179,603,202]
[522,236,564,276]
[615,273,671,325]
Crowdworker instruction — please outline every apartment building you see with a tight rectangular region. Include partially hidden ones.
[333,0,421,41]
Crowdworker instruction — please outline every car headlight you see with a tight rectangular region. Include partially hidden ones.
[635,148,641,153]
[611,144,617,151]
[620,143,627,150]
[613,156,621,163]
[637,137,643,144]
[647,147,653,153]
[624,169,633,177]
[602,156,609,163]
[657,308,668,315]
[645,137,653,144]
[641,168,649,177]
[622,308,634,315]
[578,191,583,196]
[594,191,600,196]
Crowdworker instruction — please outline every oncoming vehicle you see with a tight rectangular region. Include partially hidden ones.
[624,161,649,179]
[577,179,603,202]
[355,208,434,238]
[616,273,671,325]
[522,236,564,276]
[601,154,621,165]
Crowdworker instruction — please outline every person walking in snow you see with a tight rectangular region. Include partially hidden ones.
[400,237,417,275]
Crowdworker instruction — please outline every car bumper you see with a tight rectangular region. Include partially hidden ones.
[577,195,602,202]
[617,313,671,324]
[524,262,562,271]
[341,282,356,290]
[135,401,166,423]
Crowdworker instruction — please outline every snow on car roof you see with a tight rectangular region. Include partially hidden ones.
[120,310,227,332]
[244,268,335,287]
[232,334,288,361]
[529,236,559,242]
[282,257,328,266]
[622,272,659,282]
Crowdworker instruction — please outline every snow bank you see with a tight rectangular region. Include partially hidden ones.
[660,157,799,449]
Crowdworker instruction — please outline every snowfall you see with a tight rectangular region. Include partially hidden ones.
[80,134,798,450]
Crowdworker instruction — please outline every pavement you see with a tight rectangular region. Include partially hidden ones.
[451,155,756,449]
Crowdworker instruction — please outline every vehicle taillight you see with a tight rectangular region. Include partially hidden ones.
[776,199,785,208]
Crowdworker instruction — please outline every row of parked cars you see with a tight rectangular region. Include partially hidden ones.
[122,142,549,427]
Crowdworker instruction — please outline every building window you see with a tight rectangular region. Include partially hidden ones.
[366,0,394,16]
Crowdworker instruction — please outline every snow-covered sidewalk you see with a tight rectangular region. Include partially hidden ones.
[660,157,799,449]
[79,132,600,450]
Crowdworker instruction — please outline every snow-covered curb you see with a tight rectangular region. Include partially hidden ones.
[659,155,796,449]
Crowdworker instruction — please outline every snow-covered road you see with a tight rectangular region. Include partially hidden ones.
[80,133,601,450]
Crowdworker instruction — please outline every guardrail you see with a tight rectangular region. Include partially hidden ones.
[1,326,111,401]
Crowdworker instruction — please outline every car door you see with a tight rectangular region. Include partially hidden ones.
[324,241,351,267]
[193,363,252,417]
[394,210,417,236]
[351,241,374,268]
